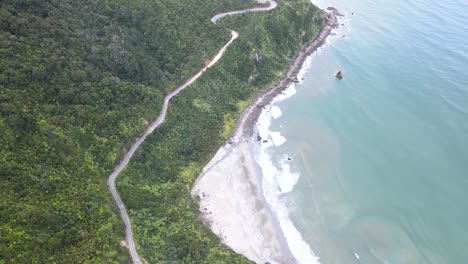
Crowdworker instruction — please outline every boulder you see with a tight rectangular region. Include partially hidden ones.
[250,52,260,62]
[336,70,344,79]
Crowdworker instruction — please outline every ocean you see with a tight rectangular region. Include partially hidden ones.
[255,0,468,263]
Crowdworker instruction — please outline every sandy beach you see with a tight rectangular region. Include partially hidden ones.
[191,8,340,264]
[192,141,295,263]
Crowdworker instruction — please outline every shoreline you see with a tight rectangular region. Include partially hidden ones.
[192,139,297,263]
[108,1,279,263]
[233,7,341,141]
[193,7,341,264]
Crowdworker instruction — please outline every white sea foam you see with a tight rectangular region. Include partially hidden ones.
[270,132,287,146]
[249,14,351,261]
[248,5,351,261]
[271,106,282,119]
[255,137,320,263]
[277,162,300,193]
[274,84,297,102]
[254,92,320,264]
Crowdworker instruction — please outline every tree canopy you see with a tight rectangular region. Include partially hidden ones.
[0,0,323,262]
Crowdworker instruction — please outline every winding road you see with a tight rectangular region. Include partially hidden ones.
[108,1,277,263]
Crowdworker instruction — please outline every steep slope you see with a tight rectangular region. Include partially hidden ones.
[0,0,255,262]
[117,0,325,262]
[0,0,324,262]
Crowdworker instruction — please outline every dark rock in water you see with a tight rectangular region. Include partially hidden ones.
[327,6,344,16]
[336,71,344,78]
[292,77,300,83]
[257,135,262,141]
[262,140,268,143]
[336,71,344,79]
[352,12,355,15]
[287,157,292,161]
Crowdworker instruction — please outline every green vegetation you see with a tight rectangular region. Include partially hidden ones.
[117,0,324,263]
[0,0,323,262]
[0,0,257,262]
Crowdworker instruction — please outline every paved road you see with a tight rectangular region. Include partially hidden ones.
[108,1,277,263]
[211,0,277,24]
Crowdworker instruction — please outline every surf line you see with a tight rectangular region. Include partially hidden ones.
[107,1,278,263]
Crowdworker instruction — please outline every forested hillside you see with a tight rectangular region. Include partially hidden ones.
[117,0,325,263]
[0,0,257,262]
[1,0,325,263]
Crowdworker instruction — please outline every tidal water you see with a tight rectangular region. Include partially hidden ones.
[260,0,468,262]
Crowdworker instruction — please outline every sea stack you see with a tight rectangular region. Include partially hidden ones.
[336,70,344,79]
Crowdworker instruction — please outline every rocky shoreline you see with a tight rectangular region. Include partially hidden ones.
[191,7,342,264]
[233,7,341,140]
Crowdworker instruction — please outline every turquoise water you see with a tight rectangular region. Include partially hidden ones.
[268,0,468,262]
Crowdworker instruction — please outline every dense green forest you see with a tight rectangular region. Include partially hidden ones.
[117,0,324,263]
[0,0,256,262]
[0,0,323,262]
